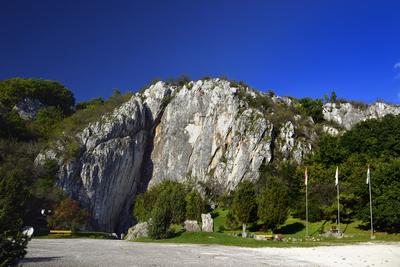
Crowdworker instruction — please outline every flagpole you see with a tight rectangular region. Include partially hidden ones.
[305,168,309,238]
[306,181,308,238]
[336,166,340,233]
[337,182,340,232]
[368,165,374,239]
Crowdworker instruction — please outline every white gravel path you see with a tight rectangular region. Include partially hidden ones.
[21,239,400,267]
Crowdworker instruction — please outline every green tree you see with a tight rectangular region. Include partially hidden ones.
[0,171,30,266]
[232,181,257,237]
[0,78,75,115]
[133,180,187,239]
[330,91,337,103]
[133,186,160,223]
[149,191,173,239]
[257,178,289,232]
[358,158,400,232]
[185,190,206,223]
[298,98,324,123]
[0,110,32,140]
[33,106,63,138]
[312,134,346,166]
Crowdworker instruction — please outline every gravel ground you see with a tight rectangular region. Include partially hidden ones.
[20,239,400,267]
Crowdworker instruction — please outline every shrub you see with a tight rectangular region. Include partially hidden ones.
[185,191,206,223]
[33,106,63,138]
[47,197,89,232]
[298,97,324,123]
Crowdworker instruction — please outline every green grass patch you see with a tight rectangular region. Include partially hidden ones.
[212,208,229,232]
[133,210,400,248]
[133,231,399,248]
[34,231,111,239]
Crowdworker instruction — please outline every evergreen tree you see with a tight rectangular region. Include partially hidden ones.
[232,181,257,237]
[257,178,289,232]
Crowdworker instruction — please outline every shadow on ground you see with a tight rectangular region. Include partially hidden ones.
[276,222,305,234]
[22,256,62,263]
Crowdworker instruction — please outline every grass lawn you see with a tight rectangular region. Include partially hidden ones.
[133,208,400,247]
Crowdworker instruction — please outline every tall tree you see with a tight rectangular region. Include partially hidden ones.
[257,177,289,232]
[232,181,257,237]
[0,171,30,266]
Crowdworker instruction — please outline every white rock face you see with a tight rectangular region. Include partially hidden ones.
[149,80,273,191]
[57,98,152,232]
[323,102,400,130]
[278,121,295,159]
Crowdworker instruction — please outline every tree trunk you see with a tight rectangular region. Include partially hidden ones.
[242,223,247,238]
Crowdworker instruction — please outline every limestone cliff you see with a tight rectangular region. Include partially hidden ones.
[323,102,400,130]
[36,79,400,233]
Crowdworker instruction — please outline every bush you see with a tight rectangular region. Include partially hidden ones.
[298,97,324,123]
[47,197,89,232]
[33,106,63,138]
[185,191,206,223]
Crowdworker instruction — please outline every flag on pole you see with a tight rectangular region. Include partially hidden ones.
[335,166,339,186]
[366,166,370,184]
[305,167,308,186]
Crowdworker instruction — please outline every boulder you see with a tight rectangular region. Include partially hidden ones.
[125,222,149,240]
[184,220,201,232]
[201,213,213,232]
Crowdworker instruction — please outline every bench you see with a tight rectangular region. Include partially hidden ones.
[49,230,72,237]
[254,234,274,240]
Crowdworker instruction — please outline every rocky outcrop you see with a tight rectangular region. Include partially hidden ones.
[13,98,43,120]
[201,213,213,232]
[125,222,149,240]
[323,102,400,130]
[184,220,201,232]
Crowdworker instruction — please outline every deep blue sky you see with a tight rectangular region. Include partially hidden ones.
[1,0,400,103]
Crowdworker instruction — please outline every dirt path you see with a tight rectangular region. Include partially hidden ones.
[21,239,400,266]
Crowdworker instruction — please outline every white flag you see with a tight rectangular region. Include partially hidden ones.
[366,166,370,184]
[335,166,339,186]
